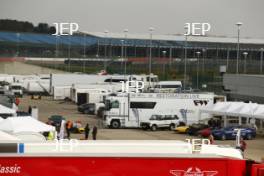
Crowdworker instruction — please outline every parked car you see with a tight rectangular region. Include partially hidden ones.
[140,114,182,131]
[187,123,209,136]
[175,125,189,133]
[212,126,257,140]
[78,103,95,114]
[197,127,215,138]
[48,115,65,130]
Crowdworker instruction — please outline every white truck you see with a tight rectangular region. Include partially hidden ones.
[104,93,225,129]
[10,83,23,97]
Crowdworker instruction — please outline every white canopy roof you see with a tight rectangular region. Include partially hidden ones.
[0,130,20,141]
[0,105,16,114]
[200,102,264,119]
[0,116,55,133]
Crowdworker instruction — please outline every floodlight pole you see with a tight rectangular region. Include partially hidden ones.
[236,22,243,74]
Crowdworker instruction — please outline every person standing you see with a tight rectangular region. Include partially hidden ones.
[28,105,32,115]
[92,126,98,140]
[84,123,90,140]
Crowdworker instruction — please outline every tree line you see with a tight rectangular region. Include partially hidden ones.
[0,19,56,34]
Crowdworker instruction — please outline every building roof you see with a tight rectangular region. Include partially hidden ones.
[86,31,264,45]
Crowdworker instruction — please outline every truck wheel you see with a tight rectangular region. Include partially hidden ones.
[169,124,175,131]
[221,134,226,140]
[151,125,157,131]
[111,120,120,129]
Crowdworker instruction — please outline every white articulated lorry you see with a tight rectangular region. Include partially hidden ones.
[104,93,225,128]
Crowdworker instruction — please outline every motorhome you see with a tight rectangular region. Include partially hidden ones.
[152,81,182,93]
[104,93,225,128]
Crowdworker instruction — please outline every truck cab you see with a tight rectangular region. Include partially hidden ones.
[10,83,23,97]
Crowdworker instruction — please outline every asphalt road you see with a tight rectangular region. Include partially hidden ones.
[18,95,264,162]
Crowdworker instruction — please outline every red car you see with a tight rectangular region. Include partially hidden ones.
[198,127,212,138]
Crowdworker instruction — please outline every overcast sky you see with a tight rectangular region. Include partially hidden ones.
[0,0,264,38]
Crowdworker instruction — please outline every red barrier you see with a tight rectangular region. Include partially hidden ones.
[0,157,246,176]
[251,164,264,176]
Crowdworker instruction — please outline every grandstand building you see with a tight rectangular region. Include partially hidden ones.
[0,31,264,61]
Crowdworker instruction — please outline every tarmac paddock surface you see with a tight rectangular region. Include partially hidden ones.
[18,95,264,162]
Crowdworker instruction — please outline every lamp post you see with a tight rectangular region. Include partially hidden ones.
[162,50,167,79]
[196,51,201,89]
[121,39,124,73]
[148,27,154,87]
[260,48,264,74]
[202,48,206,73]
[67,35,71,72]
[16,33,20,57]
[243,52,248,74]
[124,29,128,75]
[183,26,188,91]
[83,33,86,73]
[104,30,109,71]
[236,22,243,74]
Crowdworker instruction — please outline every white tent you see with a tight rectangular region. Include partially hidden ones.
[0,105,16,114]
[200,102,264,119]
[0,116,55,133]
[0,130,20,141]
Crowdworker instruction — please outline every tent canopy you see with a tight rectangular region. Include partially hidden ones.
[200,102,264,120]
[0,130,20,141]
[0,105,16,114]
[0,116,55,133]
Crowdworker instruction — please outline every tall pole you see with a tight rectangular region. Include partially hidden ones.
[16,33,20,57]
[260,48,264,74]
[243,52,248,74]
[196,51,201,89]
[83,33,86,73]
[236,22,243,74]
[202,48,206,73]
[68,35,71,72]
[169,47,172,68]
[124,29,128,75]
[149,27,154,87]
[121,40,124,73]
[104,30,109,71]
[162,50,167,79]
[183,26,188,91]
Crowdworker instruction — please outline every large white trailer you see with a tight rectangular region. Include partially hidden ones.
[50,74,158,94]
[104,93,225,128]
[53,86,71,100]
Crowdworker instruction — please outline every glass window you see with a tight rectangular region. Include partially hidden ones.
[111,100,119,108]
[130,102,156,109]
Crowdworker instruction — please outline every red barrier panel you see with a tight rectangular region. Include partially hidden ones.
[0,157,246,176]
[251,164,264,176]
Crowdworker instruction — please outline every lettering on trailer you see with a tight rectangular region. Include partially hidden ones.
[184,23,211,36]
[0,164,21,174]
[170,167,218,176]
[52,23,79,36]
[193,100,209,106]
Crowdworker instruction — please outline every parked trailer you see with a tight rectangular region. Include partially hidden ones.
[50,74,158,94]
[53,86,71,100]
[0,141,263,176]
[104,93,225,128]
[71,88,109,105]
